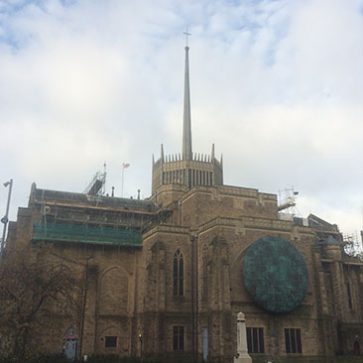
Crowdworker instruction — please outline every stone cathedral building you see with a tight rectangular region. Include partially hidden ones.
[5,46,363,363]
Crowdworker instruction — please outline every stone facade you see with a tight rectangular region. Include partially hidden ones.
[6,180,363,362]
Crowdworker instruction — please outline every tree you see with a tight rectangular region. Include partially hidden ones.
[343,234,363,261]
[0,245,79,362]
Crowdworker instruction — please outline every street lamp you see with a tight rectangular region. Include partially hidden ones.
[1,179,13,254]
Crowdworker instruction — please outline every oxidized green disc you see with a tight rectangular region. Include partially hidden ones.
[243,236,308,314]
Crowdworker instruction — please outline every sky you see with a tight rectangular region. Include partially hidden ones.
[0,0,363,240]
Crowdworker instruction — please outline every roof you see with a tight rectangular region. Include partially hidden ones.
[29,183,158,213]
[308,214,339,231]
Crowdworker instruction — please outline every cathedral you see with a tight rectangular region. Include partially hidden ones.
[5,45,363,363]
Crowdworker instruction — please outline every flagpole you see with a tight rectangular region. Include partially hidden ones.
[121,163,130,198]
[121,166,125,198]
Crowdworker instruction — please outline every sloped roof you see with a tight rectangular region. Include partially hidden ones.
[29,183,158,212]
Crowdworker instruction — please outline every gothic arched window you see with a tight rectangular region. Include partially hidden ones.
[173,249,184,296]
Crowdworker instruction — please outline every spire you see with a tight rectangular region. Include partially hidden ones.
[182,44,192,161]
[161,144,164,162]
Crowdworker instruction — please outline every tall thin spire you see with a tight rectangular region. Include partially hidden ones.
[182,40,192,161]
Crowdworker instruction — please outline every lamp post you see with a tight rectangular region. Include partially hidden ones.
[1,179,13,254]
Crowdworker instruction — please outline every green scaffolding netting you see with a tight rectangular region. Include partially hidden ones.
[33,223,142,247]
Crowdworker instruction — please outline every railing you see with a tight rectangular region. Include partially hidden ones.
[33,223,142,247]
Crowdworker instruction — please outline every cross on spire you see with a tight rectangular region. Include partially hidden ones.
[183,28,191,47]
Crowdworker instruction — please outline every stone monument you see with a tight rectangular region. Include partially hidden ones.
[234,312,252,363]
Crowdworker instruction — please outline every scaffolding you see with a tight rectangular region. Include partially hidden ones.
[33,223,141,247]
[277,187,298,212]
[84,170,106,196]
[343,232,363,257]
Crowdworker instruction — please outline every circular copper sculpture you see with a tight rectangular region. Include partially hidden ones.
[243,236,308,314]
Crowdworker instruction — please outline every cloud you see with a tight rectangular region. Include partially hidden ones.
[0,0,362,236]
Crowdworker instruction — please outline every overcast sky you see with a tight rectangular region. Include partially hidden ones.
[0,0,363,239]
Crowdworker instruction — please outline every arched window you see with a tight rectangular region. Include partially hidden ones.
[173,249,184,296]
